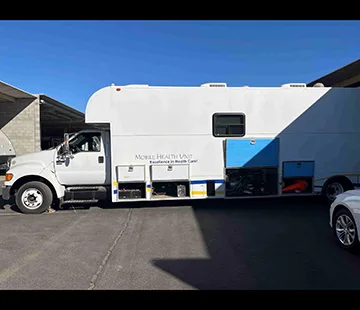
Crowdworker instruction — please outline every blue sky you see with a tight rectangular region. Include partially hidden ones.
[0,20,359,112]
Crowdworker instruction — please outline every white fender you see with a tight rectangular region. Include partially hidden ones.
[5,163,65,198]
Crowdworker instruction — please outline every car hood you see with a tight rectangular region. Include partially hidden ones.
[335,190,360,203]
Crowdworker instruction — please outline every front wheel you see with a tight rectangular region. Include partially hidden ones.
[333,208,359,252]
[15,181,53,214]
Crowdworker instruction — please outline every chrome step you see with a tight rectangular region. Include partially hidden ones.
[66,186,104,191]
[63,199,98,204]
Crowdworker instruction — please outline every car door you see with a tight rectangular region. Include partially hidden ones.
[55,132,106,186]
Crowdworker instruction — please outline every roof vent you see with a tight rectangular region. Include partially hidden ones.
[281,83,307,88]
[313,82,325,87]
[201,83,227,88]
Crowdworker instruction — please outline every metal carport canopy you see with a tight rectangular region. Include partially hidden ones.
[0,81,37,166]
[307,59,360,87]
[38,94,105,135]
[0,80,36,103]
[38,94,85,125]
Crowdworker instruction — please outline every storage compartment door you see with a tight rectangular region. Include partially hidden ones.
[151,164,189,181]
[283,161,314,178]
[116,165,145,182]
[226,138,279,168]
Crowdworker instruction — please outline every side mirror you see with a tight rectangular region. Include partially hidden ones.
[63,133,70,155]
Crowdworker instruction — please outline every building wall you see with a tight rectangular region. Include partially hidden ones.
[0,98,41,156]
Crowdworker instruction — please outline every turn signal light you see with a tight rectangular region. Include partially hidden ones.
[5,173,13,181]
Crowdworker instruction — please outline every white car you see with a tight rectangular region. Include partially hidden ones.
[330,190,360,251]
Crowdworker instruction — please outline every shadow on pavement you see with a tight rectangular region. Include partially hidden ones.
[0,180,17,212]
[9,204,21,213]
[0,196,17,212]
[3,189,360,289]
[148,196,360,290]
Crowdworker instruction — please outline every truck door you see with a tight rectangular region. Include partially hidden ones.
[55,132,106,186]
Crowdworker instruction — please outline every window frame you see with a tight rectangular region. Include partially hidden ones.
[69,132,102,154]
[212,112,246,137]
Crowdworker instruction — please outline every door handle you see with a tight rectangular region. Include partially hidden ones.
[98,156,104,164]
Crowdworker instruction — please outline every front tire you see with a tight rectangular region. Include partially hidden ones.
[15,181,53,214]
[333,208,359,252]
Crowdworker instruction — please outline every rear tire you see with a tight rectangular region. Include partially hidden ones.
[333,208,359,252]
[323,178,352,203]
[15,181,53,214]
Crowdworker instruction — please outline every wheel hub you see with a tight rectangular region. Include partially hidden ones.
[21,188,44,210]
[335,214,356,246]
[327,182,344,200]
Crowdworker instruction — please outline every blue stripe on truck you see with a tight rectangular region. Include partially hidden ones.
[190,180,225,185]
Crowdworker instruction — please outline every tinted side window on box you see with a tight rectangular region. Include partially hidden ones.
[213,113,245,137]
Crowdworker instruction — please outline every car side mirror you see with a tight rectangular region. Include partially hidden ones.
[57,133,74,162]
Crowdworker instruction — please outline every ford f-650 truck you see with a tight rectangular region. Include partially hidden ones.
[2,83,360,214]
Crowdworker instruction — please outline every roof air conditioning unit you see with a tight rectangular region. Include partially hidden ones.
[124,84,149,88]
[200,83,227,88]
[281,83,307,88]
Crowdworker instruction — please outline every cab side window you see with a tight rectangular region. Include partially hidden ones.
[69,133,102,154]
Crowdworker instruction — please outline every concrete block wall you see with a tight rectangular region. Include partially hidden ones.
[0,98,41,156]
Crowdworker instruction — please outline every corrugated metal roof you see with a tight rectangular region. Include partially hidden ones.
[0,80,36,100]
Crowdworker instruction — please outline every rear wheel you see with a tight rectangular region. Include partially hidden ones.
[15,181,53,214]
[333,208,359,252]
[323,178,352,203]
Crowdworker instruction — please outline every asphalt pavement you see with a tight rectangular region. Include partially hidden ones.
[1,186,360,290]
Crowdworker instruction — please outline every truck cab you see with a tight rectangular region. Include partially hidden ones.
[2,129,111,214]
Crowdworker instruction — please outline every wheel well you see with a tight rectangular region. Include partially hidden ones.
[332,204,350,226]
[322,175,354,194]
[10,175,57,199]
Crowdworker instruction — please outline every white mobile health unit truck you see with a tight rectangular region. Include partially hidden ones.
[2,82,360,214]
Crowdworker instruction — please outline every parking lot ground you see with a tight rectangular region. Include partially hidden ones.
[1,190,360,290]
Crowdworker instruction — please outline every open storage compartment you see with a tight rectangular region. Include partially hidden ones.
[281,161,314,195]
[118,182,146,199]
[225,167,278,197]
[151,181,190,199]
